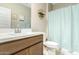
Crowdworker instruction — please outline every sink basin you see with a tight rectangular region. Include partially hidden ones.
[0,32,33,38]
[9,32,34,36]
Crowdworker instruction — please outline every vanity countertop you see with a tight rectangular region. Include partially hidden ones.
[0,32,45,44]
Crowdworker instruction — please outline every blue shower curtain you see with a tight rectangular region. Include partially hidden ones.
[48,4,79,53]
[72,4,79,52]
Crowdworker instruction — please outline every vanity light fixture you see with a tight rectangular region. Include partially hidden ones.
[38,9,45,18]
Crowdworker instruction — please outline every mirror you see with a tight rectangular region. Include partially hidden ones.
[0,3,31,28]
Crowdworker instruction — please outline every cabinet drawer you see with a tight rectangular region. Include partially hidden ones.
[0,35,43,55]
[15,48,29,55]
[29,42,43,55]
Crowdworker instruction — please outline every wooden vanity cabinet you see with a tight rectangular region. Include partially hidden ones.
[15,42,43,55]
[0,34,43,55]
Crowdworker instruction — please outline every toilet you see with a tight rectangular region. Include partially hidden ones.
[43,41,59,55]
[43,33,60,55]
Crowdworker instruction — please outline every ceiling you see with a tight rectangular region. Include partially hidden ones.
[21,3,54,8]
[21,3,31,8]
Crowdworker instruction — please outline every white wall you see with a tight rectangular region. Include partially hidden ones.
[31,3,48,33]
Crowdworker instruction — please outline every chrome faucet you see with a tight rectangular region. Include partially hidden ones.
[14,19,21,33]
[15,27,21,33]
[14,14,22,33]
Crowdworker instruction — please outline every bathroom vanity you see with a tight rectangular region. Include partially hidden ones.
[0,4,43,55]
[0,32,43,55]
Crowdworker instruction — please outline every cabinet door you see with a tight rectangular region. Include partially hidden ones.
[15,48,29,55]
[29,42,43,55]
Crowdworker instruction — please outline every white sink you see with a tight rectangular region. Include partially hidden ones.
[0,32,33,39]
[9,32,34,36]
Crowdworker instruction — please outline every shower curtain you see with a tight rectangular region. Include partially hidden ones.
[48,4,79,53]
